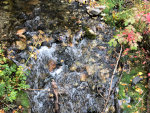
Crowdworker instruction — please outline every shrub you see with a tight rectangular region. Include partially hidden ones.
[0,45,29,111]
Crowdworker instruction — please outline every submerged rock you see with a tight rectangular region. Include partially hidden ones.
[84,27,97,39]
[86,5,106,16]
[132,76,143,86]
[86,6,102,16]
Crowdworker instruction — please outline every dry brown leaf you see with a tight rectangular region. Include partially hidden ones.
[48,60,56,72]
[69,43,74,47]
[80,73,87,82]
[17,29,26,35]
[16,28,26,39]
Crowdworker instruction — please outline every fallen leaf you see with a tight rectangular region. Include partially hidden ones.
[80,73,87,82]
[18,105,22,109]
[16,28,26,39]
[38,30,44,34]
[127,105,132,108]
[17,29,26,35]
[49,93,54,97]
[48,60,56,72]
[60,60,64,63]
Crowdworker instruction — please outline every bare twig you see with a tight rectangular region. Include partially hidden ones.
[51,79,60,113]
[135,91,147,107]
[14,88,50,91]
[96,87,107,100]
[103,45,122,112]
[111,66,124,96]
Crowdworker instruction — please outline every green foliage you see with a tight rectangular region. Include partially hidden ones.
[105,1,150,112]
[108,1,150,50]
[99,0,124,12]
[98,0,126,27]
[108,38,117,47]
[0,45,29,111]
[118,67,147,113]
[16,91,30,109]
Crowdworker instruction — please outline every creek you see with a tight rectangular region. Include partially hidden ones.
[0,0,117,112]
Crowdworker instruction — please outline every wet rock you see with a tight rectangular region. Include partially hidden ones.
[41,41,51,47]
[73,29,84,42]
[48,59,56,72]
[40,73,49,80]
[73,82,79,87]
[65,29,72,37]
[86,6,102,16]
[98,69,110,83]
[84,27,97,39]
[132,76,143,86]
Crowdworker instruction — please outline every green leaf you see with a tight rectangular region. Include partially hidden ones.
[124,17,135,26]
[9,91,17,102]
[108,39,117,47]
[130,46,137,50]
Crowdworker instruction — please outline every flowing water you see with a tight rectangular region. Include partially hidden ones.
[0,0,117,112]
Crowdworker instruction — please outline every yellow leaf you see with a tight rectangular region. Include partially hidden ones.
[38,30,44,34]
[135,88,143,94]
[60,60,64,63]
[138,72,143,75]
[18,105,22,109]
[127,105,132,108]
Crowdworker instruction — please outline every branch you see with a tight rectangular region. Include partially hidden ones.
[14,88,50,91]
[51,79,60,113]
[103,45,122,112]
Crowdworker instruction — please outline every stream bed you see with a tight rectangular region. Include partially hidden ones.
[0,0,118,113]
